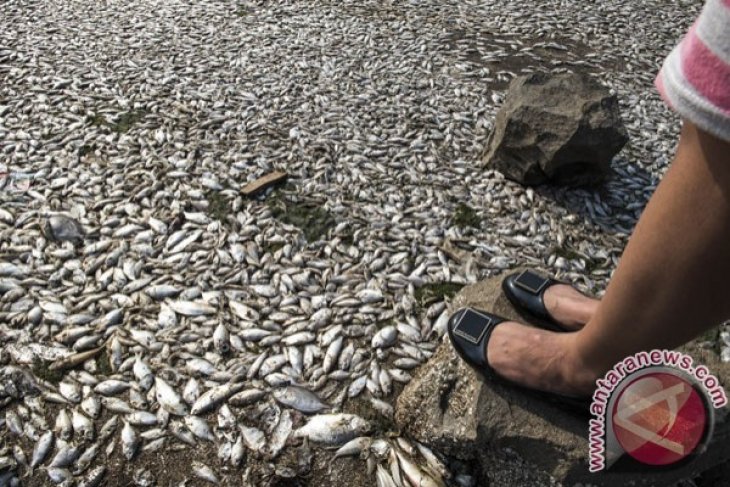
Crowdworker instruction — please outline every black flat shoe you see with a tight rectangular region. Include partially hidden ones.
[447,307,592,415]
[502,269,572,332]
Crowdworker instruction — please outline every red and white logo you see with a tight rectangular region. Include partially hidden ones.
[588,351,725,472]
[611,372,708,466]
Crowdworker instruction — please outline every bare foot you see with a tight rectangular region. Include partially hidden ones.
[542,284,600,331]
[485,321,599,397]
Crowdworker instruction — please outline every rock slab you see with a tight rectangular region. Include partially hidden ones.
[483,73,629,186]
[395,270,730,486]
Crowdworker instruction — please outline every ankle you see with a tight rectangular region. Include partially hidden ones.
[560,333,604,395]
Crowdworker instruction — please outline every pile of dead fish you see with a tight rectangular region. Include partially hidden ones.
[0,209,455,485]
[0,0,706,484]
[333,436,466,487]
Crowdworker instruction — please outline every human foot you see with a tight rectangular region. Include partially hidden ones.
[485,321,599,397]
[503,271,601,332]
[542,284,600,331]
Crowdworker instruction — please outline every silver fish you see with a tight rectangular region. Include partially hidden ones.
[266,410,292,459]
[191,461,218,484]
[212,323,230,354]
[121,421,139,460]
[272,386,329,413]
[294,414,371,445]
[372,326,398,348]
[239,425,266,453]
[30,431,54,468]
[190,382,244,415]
[154,377,188,416]
[185,416,215,442]
[78,465,106,487]
[167,300,216,316]
[334,436,372,458]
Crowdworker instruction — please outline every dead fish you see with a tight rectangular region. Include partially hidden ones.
[370,438,390,458]
[212,323,230,354]
[167,300,216,316]
[272,386,329,413]
[294,414,371,445]
[94,379,130,396]
[239,425,266,453]
[126,411,158,427]
[334,436,372,458]
[154,377,188,415]
[47,467,73,484]
[229,301,259,320]
[44,215,84,242]
[49,442,81,468]
[229,388,267,407]
[372,326,398,348]
[191,461,219,484]
[396,448,443,487]
[101,397,134,414]
[58,382,82,403]
[80,394,101,419]
[185,416,215,442]
[78,465,106,487]
[121,421,139,460]
[0,263,28,278]
[266,410,292,459]
[54,410,73,440]
[49,346,104,371]
[347,375,367,398]
[310,308,332,328]
[416,442,450,480]
[53,326,94,345]
[183,377,201,405]
[186,358,216,376]
[322,336,343,373]
[357,288,384,303]
[133,357,154,390]
[376,463,399,487]
[72,409,95,441]
[191,382,244,415]
[98,416,118,442]
[230,436,245,467]
[370,397,394,419]
[144,285,181,300]
[30,431,54,468]
[73,442,101,475]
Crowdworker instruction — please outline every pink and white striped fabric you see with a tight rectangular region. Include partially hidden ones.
[655,0,730,142]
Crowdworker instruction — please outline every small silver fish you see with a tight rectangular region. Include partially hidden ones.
[239,425,266,453]
[121,421,139,460]
[30,431,54,468]
[191,461,219,484]
[154,377,188,416]
[294,414,371,445]
[272,386,329,413]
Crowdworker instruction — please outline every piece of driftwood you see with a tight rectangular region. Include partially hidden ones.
[241,171,288,196]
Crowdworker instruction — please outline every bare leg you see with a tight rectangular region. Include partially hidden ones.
[486,120,730,396]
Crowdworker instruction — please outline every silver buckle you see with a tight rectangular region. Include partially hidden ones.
[453,308,492,345]
[514,270,549,295]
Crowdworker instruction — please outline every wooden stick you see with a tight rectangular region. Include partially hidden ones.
[241,171,288,196]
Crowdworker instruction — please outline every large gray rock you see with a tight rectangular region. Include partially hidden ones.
[483,73,628,186]
[395,270,730,486]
